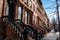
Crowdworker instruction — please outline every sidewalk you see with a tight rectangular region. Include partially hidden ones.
[41,29,59,40]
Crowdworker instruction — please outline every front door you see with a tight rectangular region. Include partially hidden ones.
[7,0,15,19]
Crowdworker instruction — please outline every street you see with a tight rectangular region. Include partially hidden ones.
[41,29,59,40]
[0,0,60,40]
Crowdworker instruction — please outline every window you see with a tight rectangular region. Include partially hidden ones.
[36,8,41,16]
[24,0,28,3]
[25,10,28,24]
[7,0,15,19]
[33,4,35,11]
[35,17,37,24]
[35,7,36,12]
[39,21,41,25]
[29,14,32,24]
[34,0,37,4]
[33,16,35,21]
[33,16,35,24]
[37,9,39,15]
[6,3,9,16]
[33,0,34,1]
[30,1,32,8]
[18,6,22,20]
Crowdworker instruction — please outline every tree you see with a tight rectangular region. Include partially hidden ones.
[51,17,57,32]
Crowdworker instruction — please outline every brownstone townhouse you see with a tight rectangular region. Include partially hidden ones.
[0,0,50,40]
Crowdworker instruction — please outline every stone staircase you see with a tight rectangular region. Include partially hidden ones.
[1,16,24,40]
[15,19,35,40]
[0,16,44,40]
[28,37,35,40]
[0,16,36,40]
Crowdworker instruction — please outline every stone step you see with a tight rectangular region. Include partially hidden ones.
[28,37,35,40]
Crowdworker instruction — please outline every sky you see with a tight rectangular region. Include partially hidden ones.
[41,0,60,23]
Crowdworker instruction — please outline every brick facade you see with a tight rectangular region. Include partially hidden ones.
[0,0,50,40]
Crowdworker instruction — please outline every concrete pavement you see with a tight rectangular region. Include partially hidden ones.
[41,29,59,40]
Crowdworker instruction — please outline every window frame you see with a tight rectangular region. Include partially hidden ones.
[24,0,28,4]
[6,2,9,16]
[30,1,32,8]
[33,4,35,11]
[25,9,28,24]
[18,6,23,20]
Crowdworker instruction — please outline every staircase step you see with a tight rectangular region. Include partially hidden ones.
[31,39,35,40]
[1,17,24,39]
[28,37,33,40]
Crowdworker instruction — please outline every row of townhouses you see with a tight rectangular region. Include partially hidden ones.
[0,0,50,40]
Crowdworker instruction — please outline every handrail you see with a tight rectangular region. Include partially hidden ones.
[2,16,35,32]
[15,19,42,34]
[1,16,36,34]
[15,19,35,32]
[2,16,24,33]
[1,16,41,36]
[14,19,26,26]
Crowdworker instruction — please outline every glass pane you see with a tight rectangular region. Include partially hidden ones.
[18,6,22,20]
[25,0,28,3]
[35,17,37,24]
[30,1,32,8]
[6,3,9,16]
[25,10,28,24]
[33,16,34,21]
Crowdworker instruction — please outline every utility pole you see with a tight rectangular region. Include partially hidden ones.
[56,0,60,39]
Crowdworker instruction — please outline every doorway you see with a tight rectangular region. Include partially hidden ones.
[7,0,15,19]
